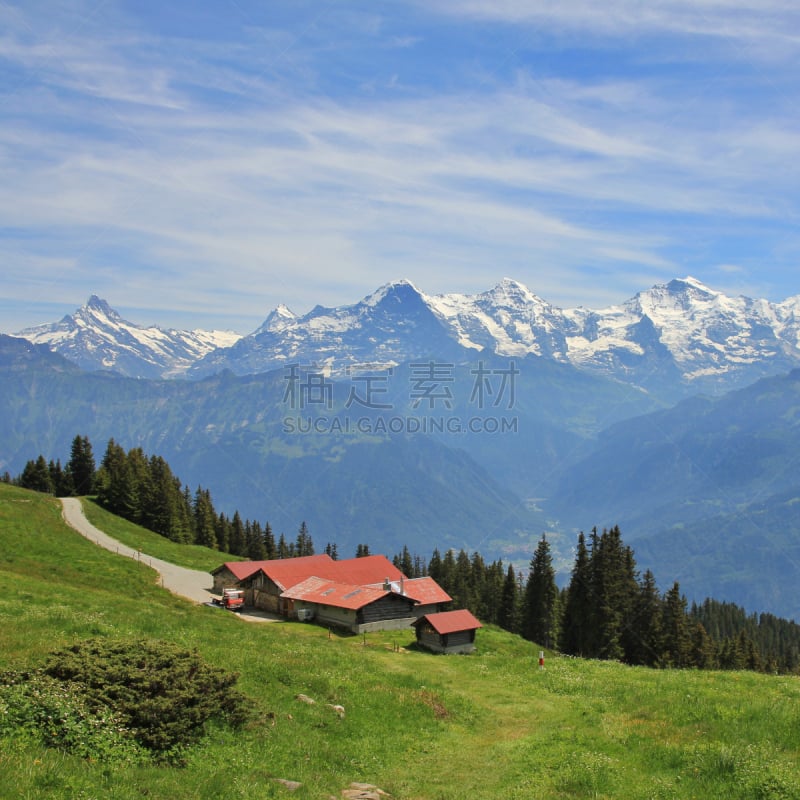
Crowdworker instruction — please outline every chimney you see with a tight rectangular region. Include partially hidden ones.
[383,578,391,592]
[400,576,405,596]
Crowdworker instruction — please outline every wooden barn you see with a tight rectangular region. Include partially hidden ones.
[413,609,483,654]
[239,554,405,614]
[280,576,417,633]
[211,553,454,633]
[372,576,452,619]
[211,559,271,593]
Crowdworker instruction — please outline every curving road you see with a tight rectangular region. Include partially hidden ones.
[60,497,214,604]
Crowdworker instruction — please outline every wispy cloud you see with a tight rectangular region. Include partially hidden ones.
[1,1,799,331]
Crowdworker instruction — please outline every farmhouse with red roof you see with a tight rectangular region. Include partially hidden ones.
[211,554,455,634]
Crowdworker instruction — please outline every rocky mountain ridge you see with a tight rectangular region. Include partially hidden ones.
[15,278,800,401]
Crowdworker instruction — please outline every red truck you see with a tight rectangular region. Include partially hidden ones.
[212,587,244,611]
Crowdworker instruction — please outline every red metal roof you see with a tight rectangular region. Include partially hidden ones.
[214,555,336,583]
[281,576,405,611]
[415,609,482,635]
[366,576,452,605]
[220,554,405,592]
[325,555,404,586]
[248,554,337,591]
[213,560,275,581]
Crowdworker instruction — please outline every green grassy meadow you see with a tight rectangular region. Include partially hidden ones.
[1,483,799,799]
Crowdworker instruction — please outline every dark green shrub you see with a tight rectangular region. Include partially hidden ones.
[0,637,250,764]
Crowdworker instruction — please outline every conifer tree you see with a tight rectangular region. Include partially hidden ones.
[146,456,190,542]
[561,532,593,656]
[355,543,371,558]
[263,521,276,560]
[451,549,475,610]
[394,545,414,577]
[591,526,637,661]
[689,622,715,669]
[19,456,54,494]
[426,548,442,581]
[229,511,246,556]
[247,520,267,560]
[48,459,73,497]
[323,542,338,560]
[193,487,218,549]
[498,562,520,633]
[479,559,505,624]
[661,582,692,667]
[127,448,152,525]
[629,569,663,666]
[67,435,95,495]
[295,521,314,556]
[522,535,559,649]
[215,512,231,554]
[413,554,427,578]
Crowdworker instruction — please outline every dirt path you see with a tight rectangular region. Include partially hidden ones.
[59,498,280,623]
[60,497,215,604]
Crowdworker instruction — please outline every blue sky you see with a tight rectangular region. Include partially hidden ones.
[2,0,800,333]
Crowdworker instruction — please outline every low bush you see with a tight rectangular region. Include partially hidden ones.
[0,637,250,764]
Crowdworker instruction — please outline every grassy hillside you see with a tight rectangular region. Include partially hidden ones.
[1,484,799,799]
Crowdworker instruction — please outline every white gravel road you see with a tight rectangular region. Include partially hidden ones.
[60,498,280,622]
[60,497,214,604]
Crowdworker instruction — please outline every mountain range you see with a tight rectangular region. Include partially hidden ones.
[5,277,800,619]
[17,295,240,379]
[15,277,800,402]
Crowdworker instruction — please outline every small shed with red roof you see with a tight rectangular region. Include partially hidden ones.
[412,609,483,654]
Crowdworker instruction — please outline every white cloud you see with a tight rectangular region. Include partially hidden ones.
[1,0,799,332]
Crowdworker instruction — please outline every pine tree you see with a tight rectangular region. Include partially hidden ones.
[146,456,190,542]
[480,559,505,625]
[48,459,73,497]
[498,563,520,633]
[661,582,691,667]
[295,521,314,556]
[215,512,231,554]
[427,548,442,582]
[395,545,414,578]
[561,532,593,657]
[325,542,339,560]
[193,487,218,549]
[96,439,129,515]
[247,520,267,560]
[522,535,559,649]
[451,549,475,610]
[355,543,371,558]
[229,511,246,556]
[689,622,715,669]
[19,456,54,494]
[127,448,152,525]
[591,526,637,661]
[67,435,95,495]
[629,569,663,666]
[263,522,276,560]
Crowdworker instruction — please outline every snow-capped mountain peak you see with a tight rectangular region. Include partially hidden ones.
[16,297,241,379]
[362,278,425,308]
[255,304,298,335]
[84,294,116,316]
[17,278,800,399]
